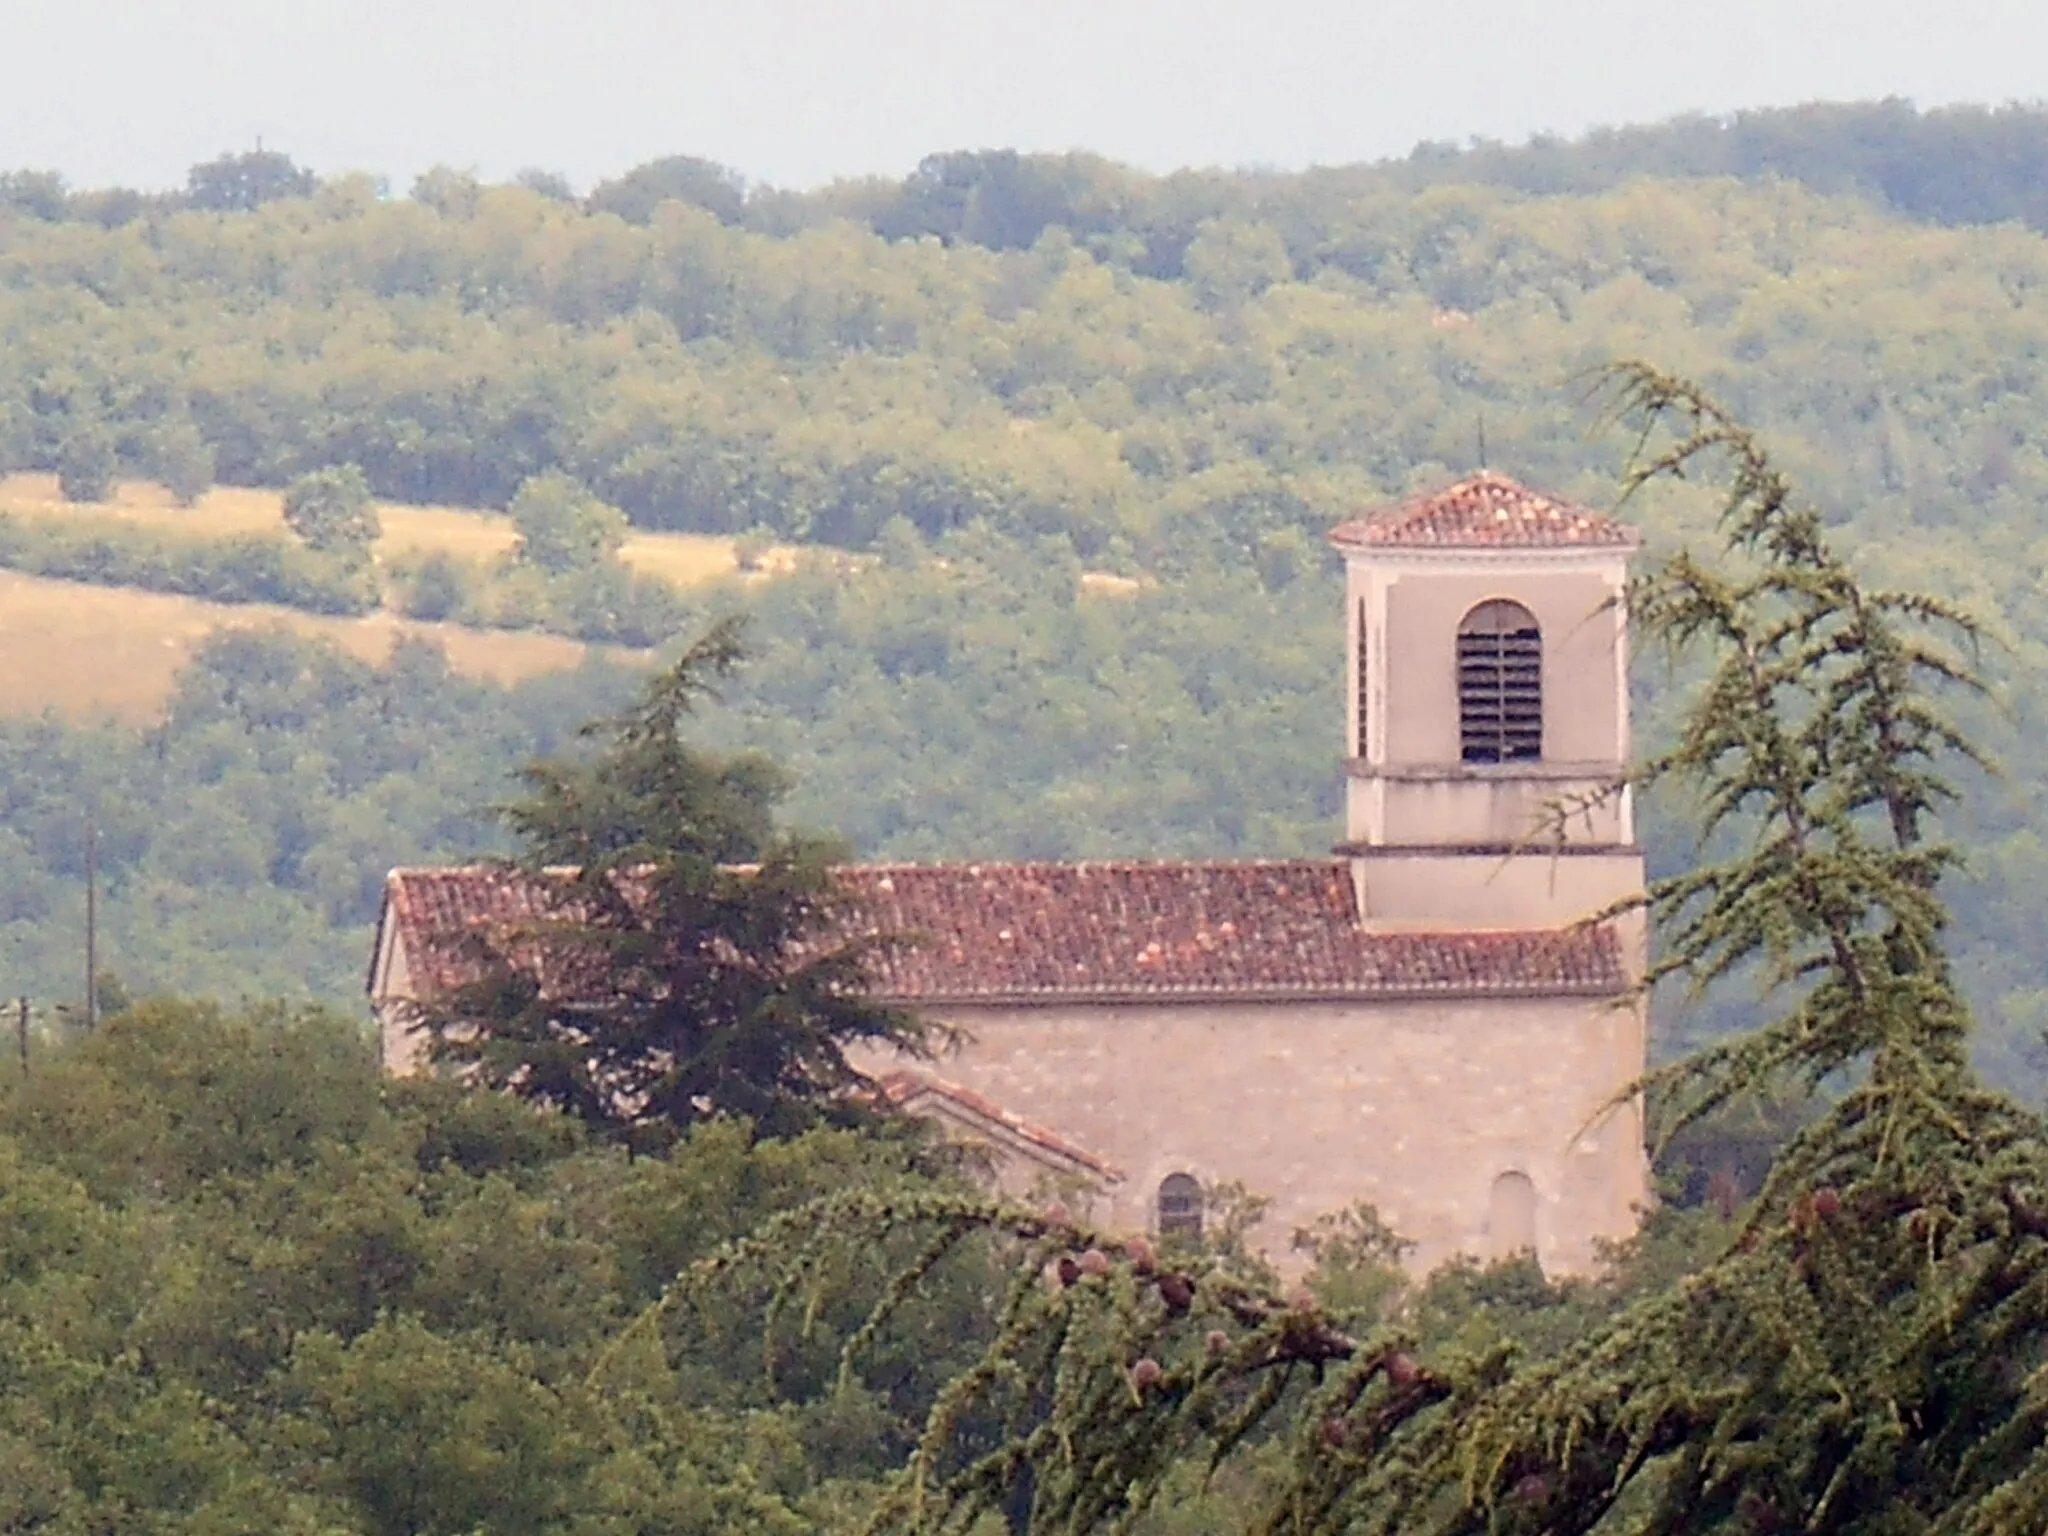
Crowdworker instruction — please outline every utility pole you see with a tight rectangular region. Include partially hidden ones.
[83,818,97,1032]
[15,997,26,1077]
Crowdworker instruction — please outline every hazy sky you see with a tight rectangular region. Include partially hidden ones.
[8,0,2046,193]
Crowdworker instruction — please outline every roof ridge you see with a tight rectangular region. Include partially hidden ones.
[1328,470,1639,552]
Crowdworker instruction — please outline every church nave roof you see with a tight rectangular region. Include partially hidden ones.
[374,859,1628,1007]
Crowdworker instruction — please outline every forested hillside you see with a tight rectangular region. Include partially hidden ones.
[5,103,2048,1087]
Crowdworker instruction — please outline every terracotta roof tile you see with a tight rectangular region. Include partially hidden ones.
[1327,471,1638,551]
[374,865,602,999]
[875,1070,1124,1179]
[374,861,1628,1005]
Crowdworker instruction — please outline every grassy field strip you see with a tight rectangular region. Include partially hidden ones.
[0,567,632,723]
[0,475,771,584]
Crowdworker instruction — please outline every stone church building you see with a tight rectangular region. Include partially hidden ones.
[369,471,1650,1278]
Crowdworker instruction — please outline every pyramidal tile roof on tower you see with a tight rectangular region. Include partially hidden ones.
[1327,470,1639,551]
[372,861,1629,1007]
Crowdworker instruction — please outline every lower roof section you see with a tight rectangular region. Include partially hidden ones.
[875,1070,1123,1181]
[375,860,1630,1008]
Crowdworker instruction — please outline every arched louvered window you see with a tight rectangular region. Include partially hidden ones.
[1457,600,1542,763]
[1157,1173,1203,1241]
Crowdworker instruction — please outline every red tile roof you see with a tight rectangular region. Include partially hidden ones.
[374,861,1627,1006]
[875,1070,1124,1179]
[1327,471,1638,551]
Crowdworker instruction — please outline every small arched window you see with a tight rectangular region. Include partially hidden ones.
[1157,1173,1203,1242]
[1457,600,1542,763]
[1486,1170,1539,1260]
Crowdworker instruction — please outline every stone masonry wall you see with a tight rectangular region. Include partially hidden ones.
[852,992,1648,1279]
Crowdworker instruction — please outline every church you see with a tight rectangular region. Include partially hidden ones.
[368,471,1651,1278]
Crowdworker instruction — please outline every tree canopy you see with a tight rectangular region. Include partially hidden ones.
[184,149,318,212]
[508,470,630,574]
[281,463,380,558]
[0,995,1028,1534]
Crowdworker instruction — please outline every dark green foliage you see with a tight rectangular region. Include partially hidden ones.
[655,376,2048,1534]
[513,167,578,203]
[542,560,689,647]
[870,150,1128,251]
[67,184,165,228]
[1390,100,2048,232]
[28,99,2048,247]
[0,168,68,222]
[9,117,2048,1525]
[0,627,639,1009]
[586,153,747,225]
[509,469,629,573]
[499,621,789,868]
[54,420,115,502]
[14,113,2044,542]
[410,165,483,220]
[185,148,316,211]
[153,418,216,507]
[1653,1087,1817,1211]
[6,998,379,1198]
[1599,365,1983,1113]
[394,546,472,620]
[423,620,939,1146]
[0,999,1003,1532]
[280,462,380,559]
[385,543,690,645]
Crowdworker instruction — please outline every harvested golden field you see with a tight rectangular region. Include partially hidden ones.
[0,475,788,583]
[0,475,811,720]
[0,568,635,723]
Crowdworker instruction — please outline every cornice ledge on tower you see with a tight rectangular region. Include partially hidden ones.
[1335,840,1644,859]
[1345,758,1628,783]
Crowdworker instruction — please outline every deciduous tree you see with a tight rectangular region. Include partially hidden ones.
[508,470,627,574]
[185,149,316,211]
[54,420,115,502]
[281,464,380,560]
[586,154,746,226]
[153,418,215,507]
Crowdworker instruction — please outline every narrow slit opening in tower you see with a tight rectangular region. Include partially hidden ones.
[1355,599,1369,758]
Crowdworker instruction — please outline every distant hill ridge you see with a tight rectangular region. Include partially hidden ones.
[823,99,2048,265]
[12,99,2047,262]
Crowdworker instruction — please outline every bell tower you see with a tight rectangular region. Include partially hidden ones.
[1328,472,1645,947]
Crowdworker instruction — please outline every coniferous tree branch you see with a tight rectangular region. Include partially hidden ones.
[619,371,2048,1534]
